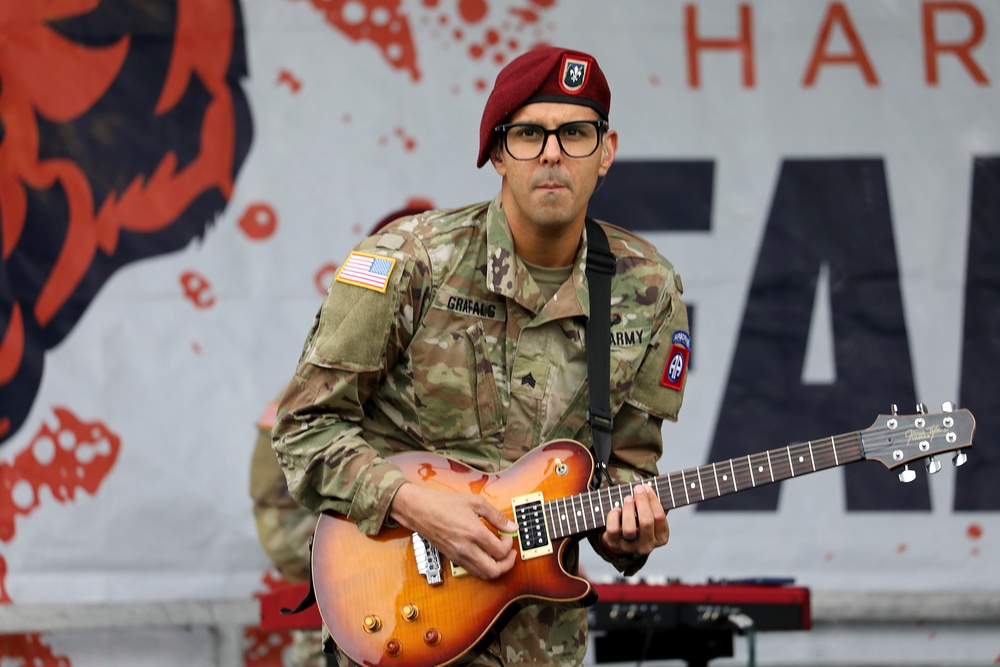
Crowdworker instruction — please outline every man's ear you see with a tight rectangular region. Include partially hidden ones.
[598,129,618,176]
[490,144,507,175]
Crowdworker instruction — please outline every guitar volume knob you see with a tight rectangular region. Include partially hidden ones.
[401,604,419,621]
[363,615,382,633]
[384,638,403,658]
[423,628,442,646]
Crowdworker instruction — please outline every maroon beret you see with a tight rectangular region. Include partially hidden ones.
[477,46,611,168]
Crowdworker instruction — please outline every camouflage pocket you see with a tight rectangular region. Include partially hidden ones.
[410,319,503,444]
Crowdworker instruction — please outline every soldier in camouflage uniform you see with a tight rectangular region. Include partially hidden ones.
[273,46,690,666]
[251,395,326,667]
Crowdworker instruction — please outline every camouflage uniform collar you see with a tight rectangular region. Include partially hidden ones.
[485,195,590,319]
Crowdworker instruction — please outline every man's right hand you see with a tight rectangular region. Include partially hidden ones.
[389,482,519,581]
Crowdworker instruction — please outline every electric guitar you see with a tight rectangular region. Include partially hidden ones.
[310,404,975,667]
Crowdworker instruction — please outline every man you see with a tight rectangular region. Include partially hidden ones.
[273,46,689,666]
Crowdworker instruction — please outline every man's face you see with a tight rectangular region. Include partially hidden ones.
[491,102,617,239]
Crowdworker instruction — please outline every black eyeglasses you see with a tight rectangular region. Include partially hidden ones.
[494,120,608,161]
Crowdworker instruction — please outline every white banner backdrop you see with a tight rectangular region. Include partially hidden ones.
[2,0,998,664]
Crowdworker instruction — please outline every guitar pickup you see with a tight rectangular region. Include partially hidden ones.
[511,492,553,560]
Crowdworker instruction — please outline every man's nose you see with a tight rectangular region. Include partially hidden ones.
[539,133,562,162]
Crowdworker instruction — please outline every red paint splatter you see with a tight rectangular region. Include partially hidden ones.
[823,552,835,562]
[650,74,661,86]
[243,571,296,667]
[414,0,558,90]
[239,203,278,240]
[397,127,417,151]
[0,634,71,667]
[180,271,216,309]
[0,408,121,543]
[191,342,203,354]
[276,69,302,93]
[967,523,983,539]
[307,0,421,80]
[315,262,338,296]
[381,127,416,152]
[405,197,435,212]
[458,0,488,23]
[509,8,538,23]
[243,626,292,667]
[896,543,908,554]
[1,555,9,603]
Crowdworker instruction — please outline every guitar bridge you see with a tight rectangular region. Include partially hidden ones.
[411,533,442,585]
[511,492,552,560]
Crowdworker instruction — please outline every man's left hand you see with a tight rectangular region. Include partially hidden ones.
[600,482,669,556]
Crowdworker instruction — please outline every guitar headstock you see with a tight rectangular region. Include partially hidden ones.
[861,402,976,482]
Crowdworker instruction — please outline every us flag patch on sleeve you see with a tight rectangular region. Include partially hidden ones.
[336,251,396,292]
[660,330,691,391]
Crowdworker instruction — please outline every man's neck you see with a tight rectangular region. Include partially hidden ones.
[501,204,585,268]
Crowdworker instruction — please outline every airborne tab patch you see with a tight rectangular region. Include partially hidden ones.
[660,330,691,391]
[336,251,396,292]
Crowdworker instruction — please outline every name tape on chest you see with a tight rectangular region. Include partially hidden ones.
[336,251,396,292]
[435,292,506,321]
[660,329,691,391]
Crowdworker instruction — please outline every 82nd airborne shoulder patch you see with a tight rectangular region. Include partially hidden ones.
[660,330,691,391]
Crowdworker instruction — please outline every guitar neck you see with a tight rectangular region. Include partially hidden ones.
[545,431,865,540]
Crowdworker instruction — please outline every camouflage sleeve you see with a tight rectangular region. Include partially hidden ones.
[250,398,316,583]
[625,265,689,422]
[588,253,689,575]
[272,231,431,535]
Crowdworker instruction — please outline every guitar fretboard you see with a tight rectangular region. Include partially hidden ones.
[544,432,865,540]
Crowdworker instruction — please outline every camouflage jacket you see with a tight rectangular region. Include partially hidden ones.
[250,395,316,584]
[273,195,689,665]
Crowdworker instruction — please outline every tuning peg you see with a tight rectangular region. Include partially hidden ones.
[916,403,927,414]
[953,450,968,467]
[898,465,916,483]
[941,401,955,412]
[926,457,942,474]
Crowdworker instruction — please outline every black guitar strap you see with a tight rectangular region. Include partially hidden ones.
[281,534,317,616]
[584,217,616,491]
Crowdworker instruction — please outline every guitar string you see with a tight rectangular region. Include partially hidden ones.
[504,419,966,539]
